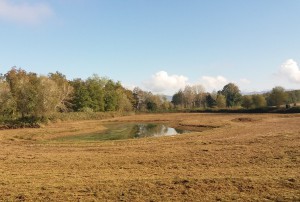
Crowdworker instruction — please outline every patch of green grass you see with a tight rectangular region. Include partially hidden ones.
[52,123,138,142]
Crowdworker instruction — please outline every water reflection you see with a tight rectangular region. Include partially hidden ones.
[132,123,183,138]
[54,123,190,141]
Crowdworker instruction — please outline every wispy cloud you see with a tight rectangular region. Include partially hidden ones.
[143,71,188,93]
[0,0,53,25]
[279,59,300,83]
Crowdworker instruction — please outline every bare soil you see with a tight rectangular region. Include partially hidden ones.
[0,113,299,201]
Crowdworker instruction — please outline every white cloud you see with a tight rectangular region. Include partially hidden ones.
[143,71,251,94]
[143,71,188,93]
[279,59,300,83]
[200,75,228,91]
[240,78,251,84]
[0,0,53,25]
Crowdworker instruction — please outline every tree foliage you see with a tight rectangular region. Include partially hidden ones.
[252,94,267,108]
[205,91,217,108]
[172,90,185,108]
[241,95,253,109]
[0,76,16,117]
[0,67,299,123]
[221,83,242,107]
[267,86,288,107]
[216,94,226,108]
[286,90,300,105]
[48,71,73,112]
[2,68,73,118]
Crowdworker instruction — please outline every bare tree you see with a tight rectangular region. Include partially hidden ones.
[183,85,195,108]
[192,84,206,108]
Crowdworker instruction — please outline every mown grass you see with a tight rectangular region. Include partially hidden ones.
[0,113,299,201]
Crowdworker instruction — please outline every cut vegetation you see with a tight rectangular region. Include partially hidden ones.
[0,113,299,201]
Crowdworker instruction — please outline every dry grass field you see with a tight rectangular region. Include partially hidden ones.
[0,113,299,201]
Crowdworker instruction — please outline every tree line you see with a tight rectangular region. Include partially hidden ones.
[0,68,173,120]
[0,67,299,121]
[172,83,300,110]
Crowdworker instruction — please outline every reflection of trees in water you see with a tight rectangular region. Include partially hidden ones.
[128,125,140,138]
[132,124,169,138]
[174,128,185,134]
[124,123,190,138]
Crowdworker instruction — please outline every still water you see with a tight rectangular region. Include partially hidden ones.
[55,123,190,141]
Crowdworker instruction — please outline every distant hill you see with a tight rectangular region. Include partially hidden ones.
[242,89,299,96]
[242,90,270,95]
[165,95,173,102]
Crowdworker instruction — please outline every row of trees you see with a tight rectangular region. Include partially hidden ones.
[0,67,299,120]
[70,75,133,112]
[0,68,174,119]
[71,78,173,113]
[133,87,172,112]
[172,83,300,109]
[0,69,73,118]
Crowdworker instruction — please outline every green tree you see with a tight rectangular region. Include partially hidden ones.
[172,90,185,108]
[71,79,92,111]
[5,68,40,117]
[267,86,288,107]
[0,77,16,117]
[241,95,253,109]
[116,90,133,112]
[221,83,242,107]
[216,94,226,108]
[86,75,106,112]
[206,91,217,108]
[70,75,109,112]
[5,68,63,118]
[123,89,135,109]
[104,80,119,111]
[145,94,162,111]
[252,94,267,108]
[287,90,300,106]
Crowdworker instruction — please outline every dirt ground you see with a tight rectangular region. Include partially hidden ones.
[0,113,299,201]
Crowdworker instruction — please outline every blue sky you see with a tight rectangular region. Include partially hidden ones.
[0,0,300,94]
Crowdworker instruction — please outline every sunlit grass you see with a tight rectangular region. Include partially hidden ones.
[0,113,299,201]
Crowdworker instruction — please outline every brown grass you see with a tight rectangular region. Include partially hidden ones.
[0,113,299,201]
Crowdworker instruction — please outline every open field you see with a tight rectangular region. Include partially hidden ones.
[0,113,300,201]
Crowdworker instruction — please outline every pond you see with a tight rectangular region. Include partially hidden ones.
[54,123,190,142]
